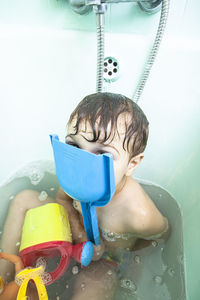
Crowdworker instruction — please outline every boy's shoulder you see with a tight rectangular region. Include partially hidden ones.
[123,177,167,238]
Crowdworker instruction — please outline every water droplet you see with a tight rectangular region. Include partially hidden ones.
[152,241,158,247]
[38,191,48,201]
[9,195,14,200]
[120,278,137,292]
[50,187,55,191]
[16,242,20,247]
[81,282,86,289]
[178,254,184,264]
[107,270,112,275]
[168,268,175,277]
[66,284,69,289]
[72,266,79,275]
[108,232,114,238]
[134,255,141,264]
[162,264,167,271]
[122,234,128,240]
[154,275,163,284]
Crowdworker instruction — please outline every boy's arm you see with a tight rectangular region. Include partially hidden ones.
[131,205,170,240]
[56,187,87,244]
[128,184,170,240]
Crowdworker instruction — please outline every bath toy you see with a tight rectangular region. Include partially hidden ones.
[19,203,93,285]
[50,134,115,245]
[16,265,48,300]
[0,252,24,300]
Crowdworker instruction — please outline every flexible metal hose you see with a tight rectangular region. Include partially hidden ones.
[95,8,106,93]
[133,0,170,103]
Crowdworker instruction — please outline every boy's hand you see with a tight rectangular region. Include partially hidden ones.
[92,239,105,261]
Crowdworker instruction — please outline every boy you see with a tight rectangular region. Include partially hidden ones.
[0,93,169,300]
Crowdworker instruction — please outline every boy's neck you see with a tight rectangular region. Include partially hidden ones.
[114,176,128,196]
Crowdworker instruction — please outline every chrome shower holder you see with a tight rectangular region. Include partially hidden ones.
[69,0,163,15]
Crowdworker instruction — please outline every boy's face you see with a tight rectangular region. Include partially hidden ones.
[66,114,142,194]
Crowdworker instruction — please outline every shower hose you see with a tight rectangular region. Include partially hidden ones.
[95,0,170,102]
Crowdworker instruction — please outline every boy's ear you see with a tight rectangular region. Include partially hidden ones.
[125,153,144,177]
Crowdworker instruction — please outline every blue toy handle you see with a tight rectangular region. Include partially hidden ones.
[81,203,100,245]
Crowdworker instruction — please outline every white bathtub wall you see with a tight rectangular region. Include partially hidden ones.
[0,0,200,299]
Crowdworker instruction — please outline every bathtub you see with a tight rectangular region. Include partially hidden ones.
[0,0,199,299]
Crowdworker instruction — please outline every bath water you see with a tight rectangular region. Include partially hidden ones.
[0,161,186,300]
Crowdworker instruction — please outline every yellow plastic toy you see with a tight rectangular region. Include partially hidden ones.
[0,276,4,295]
[20,203,93,285]
[0,252,48,300]
[16,265,48,300]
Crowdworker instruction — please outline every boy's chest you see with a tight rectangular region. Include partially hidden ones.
[97,203,131,233]
[73,199,130,232]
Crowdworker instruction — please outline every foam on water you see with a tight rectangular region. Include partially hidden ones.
[0,160,56,188]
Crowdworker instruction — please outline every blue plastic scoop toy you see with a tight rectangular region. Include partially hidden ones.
[50,134,115,245]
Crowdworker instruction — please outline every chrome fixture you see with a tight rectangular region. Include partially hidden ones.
[69,0,170,99]
[70,0,163,15]
[133,0,169,103]
[103,57,119,83]
[94,3,107,92]
[138,0,163,14]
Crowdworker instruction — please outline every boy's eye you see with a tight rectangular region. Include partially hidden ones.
[95,150,106,155]
[66,142,80,149]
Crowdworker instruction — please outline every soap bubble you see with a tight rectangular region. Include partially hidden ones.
[152,241,158,247]
[134,255,141,264]
[81,282,86,290]
[41,272,52,285]
[38,191,48,201]
[168,268,175,277]
[162,264,167,271]
[36,257,47,270]
[154,275,163,284]
[178,254,184,264]
[29,171,43,185]
[72,266,79,275]
[121,234,128,241]
[120,278,137,292]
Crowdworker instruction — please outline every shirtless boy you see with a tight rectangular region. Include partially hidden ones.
[0,92,169,300]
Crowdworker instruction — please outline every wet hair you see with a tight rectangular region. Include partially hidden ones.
[67,92,149,158]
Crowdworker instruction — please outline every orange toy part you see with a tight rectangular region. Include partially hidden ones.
[0,252,24,300]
